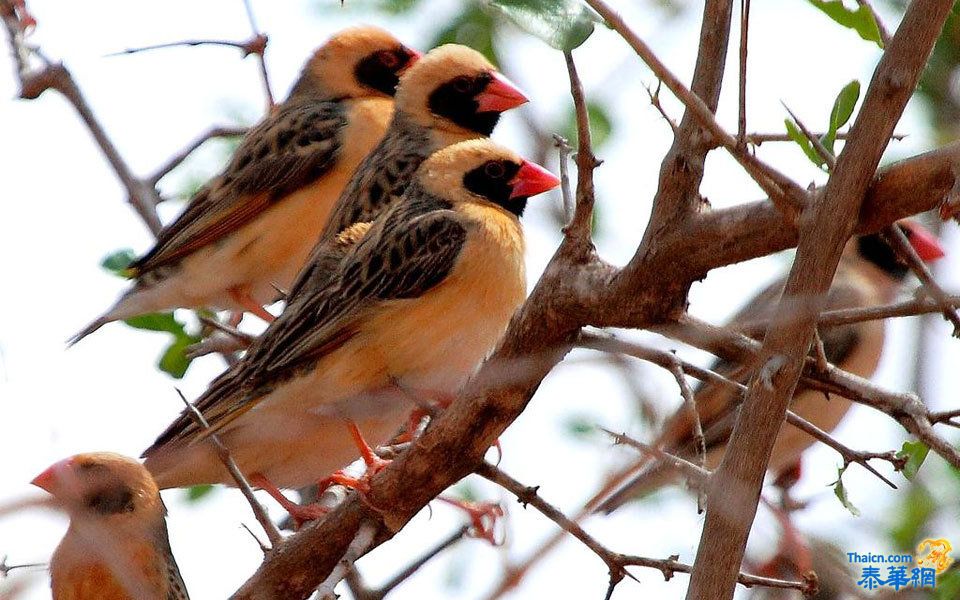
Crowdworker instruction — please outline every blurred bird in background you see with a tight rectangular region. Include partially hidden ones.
[71,26,419,342]
[598,220,946,513]
[31,452,189,600]
[142,139,559,523]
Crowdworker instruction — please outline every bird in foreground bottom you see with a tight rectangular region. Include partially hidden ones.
[597,220,945,513]
[32,452,189,600]
[142,139,560,522]
[70,26,419,342]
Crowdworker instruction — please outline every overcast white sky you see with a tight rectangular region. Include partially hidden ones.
[1,1,959,598]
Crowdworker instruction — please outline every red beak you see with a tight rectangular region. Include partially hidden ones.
[401,46,422,71]
[32,458,73,493]
[476,72,529,113]
[901,221,946,262]
[510,160,560,199]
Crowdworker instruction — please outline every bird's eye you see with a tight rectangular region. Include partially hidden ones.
[484,161,506,179]
[377,50,400,69]
[452,76,473,93]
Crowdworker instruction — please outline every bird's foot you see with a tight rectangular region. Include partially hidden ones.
[437,496,504,545]
[318,421,391,495]
[228,286,275,323]
[249,473,327,529]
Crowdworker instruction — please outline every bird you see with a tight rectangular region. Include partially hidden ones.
[31,452,189,600]
[70,26,420,342]
[288,43,529,297]
[141,139,560,522]
[597,220,946,513]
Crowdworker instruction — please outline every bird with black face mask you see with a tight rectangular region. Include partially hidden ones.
[141,139,559,524]
[289,43,529,296]
[70,26,419,342]
[597,220,946,513]
[32,453,189,600]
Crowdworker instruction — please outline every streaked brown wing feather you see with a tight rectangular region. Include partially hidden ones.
[144,189,467,450]
[130,101,347,276]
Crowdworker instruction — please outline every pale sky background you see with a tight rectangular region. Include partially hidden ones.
[1,1,959,599]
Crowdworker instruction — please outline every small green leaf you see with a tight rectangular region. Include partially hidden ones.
[101,249,137,277]
[785,118,825,167]
[832,467,861,516]
[897,440,930,481]
[184,484,216,502]
[450,481,480,503]
[564,415,596,439]
[889,485,935,551]
[484,0,600,50]
[561,101,613,149]
[158,336,195,379]
[434,5,499,66]
[123,312,201,378]
[822,80,860,154]
[124,312,185,335]
[807,0,884,48]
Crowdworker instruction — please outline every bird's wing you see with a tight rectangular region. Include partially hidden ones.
[598,266,872,511]
[145,194,468,449]
[130,101,347,276]
[287,124,431,299]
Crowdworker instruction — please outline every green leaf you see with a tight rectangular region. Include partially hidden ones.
[889,485,936,551]
[100,249,137,278]
[484,0,600,50]
[561,101,613,149]
[897,440,930,481]
[158,336,195,379]
[785,118,826,167]
[124,312,185,335]
[564,415,596,439]
[807,0,884,48]
[433,4,500,66]
[184,484,216,502]
[832,467,861,516]
[822,80,860,154]
[123,312,201,378]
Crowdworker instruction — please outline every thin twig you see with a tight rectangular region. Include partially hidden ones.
[315,522,377,600]
[737,0,750,144]
[478,462,637,594]
[584,0,808,215]
[745,131,905,145]
[148,125,248,187]
[783,411,902,488]
[644,80,679,134]
[353,527,470,600]
[240,0,274,110]
[0,555,46,578]
[664,359,706,510]
[598,427,710,486]
[819,295,960,326]
[882,225,960,336]
[175,389,282,548]
[105,38,258,57]
[562,50,600,244]
[479,460,813,599]
[783,103,836,169]
[553,134,575,225]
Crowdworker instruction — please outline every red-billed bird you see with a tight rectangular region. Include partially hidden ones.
[142,139,559,523]
[597,220,946,513]
[71,26,419,341]
[32,453,189,600]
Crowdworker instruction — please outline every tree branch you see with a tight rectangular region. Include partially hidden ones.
[690,10,960,574]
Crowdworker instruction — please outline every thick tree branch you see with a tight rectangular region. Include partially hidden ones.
[690,5,958,574]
